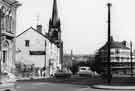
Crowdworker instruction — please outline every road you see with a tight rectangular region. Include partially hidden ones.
[16,81,132,91]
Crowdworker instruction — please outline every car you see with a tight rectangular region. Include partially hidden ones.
[91,71,100,77]
[77,66,93,77]
[54,69,72,79]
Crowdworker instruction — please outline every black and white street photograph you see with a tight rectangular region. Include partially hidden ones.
[0,0,135,91]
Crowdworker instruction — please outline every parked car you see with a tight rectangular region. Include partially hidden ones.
[77,66,93,77]
[91,71,100,77]
[54,69,72,79]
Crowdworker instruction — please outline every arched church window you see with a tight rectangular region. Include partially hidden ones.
[2,40,9,64]
[0,6,5,31]
[9,16,12,32]
[6,15,9,32]
[52,30,58,40]
[3,50,6,63]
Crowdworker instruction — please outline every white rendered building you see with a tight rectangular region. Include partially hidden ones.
[16,26,61,77]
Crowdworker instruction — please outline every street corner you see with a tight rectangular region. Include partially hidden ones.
[91,84,135,90]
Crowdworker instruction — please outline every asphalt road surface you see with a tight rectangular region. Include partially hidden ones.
[16,82,132,91]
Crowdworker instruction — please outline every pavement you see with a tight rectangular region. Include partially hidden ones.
[91,85,135,90]
[91,76,135,90]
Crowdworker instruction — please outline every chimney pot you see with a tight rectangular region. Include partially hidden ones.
[37,25,42,33]
[122,41,126,46]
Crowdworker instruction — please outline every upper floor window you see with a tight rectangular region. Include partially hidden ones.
[116,49,119,54]
[25,40,30,47]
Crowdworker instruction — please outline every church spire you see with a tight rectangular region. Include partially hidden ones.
[52,0,59,26]
[48,0,61,42]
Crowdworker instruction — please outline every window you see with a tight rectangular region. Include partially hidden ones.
[25,40,30,47]
[3,51,6,63]
[116,57,120,61]
[116,49,119,54]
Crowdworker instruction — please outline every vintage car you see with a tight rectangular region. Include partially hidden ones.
[77,66,93,77]
[54,68,72,79]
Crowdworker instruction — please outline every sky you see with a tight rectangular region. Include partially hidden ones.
[16,0,135,55]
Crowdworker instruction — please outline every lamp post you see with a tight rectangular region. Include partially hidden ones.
[0,9,1,75]
[107,3,112,84]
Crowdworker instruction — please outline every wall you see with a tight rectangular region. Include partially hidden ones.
[16,29,49,67]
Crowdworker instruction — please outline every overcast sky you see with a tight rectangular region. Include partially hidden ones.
[16,0,135,55]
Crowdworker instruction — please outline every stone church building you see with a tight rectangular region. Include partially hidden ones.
[0,0,20,73]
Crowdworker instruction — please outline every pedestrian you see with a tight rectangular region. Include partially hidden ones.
[43,71,45,77]
[40,69,42,77]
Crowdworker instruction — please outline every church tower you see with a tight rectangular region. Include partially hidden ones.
[48,0,61,44]
[48,0,63,68]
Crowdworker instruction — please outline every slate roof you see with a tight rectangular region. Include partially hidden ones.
[99,40,130,51]
[16,27,48,39]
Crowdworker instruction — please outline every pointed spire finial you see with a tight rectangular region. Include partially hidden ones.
[52,0,59,26]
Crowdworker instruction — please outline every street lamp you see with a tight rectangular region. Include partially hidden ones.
[107,2,112,84]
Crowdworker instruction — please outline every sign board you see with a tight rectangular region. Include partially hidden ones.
[29,51,46,55]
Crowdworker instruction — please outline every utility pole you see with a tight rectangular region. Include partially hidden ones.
[107,3,112,84]
[130,41,133,77]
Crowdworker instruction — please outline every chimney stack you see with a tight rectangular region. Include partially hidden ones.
[37,25,42,33]
[122,41,127,46]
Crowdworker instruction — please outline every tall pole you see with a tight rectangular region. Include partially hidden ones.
[0,9,2,75]
[107,3,112,84]
[60,42,63,69]
[130,41,133,77]
[44,40,47,70]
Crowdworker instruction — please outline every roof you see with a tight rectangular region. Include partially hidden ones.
[16,27,49,39]
[99,40,130,51]
[3,0,21,7]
